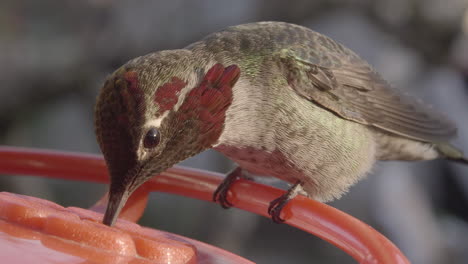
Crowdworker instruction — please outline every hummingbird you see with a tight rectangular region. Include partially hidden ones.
[94,21,468,226]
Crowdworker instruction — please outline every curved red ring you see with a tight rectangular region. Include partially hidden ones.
[0,146,409,264]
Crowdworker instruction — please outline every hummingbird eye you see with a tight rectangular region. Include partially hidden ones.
[143,127,161,149]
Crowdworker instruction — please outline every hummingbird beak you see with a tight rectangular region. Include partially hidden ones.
[102,163,151,226]
[102,185,131,226]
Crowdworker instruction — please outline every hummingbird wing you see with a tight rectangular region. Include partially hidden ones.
[278,47,457,143]
[198,21,456,142]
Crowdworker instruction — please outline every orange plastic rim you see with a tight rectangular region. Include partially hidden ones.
[0,146,410,264]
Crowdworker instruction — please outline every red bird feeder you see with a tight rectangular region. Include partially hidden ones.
[0,146,409,263]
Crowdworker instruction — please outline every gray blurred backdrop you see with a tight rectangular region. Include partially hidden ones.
[1,1,468,263]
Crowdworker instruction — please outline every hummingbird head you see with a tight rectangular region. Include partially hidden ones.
[94,50,240,226]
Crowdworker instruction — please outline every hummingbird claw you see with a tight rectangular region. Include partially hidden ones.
[267,181,303,224]
[213,167,243,209]
[268,196,287,223]
[213,188,233,209]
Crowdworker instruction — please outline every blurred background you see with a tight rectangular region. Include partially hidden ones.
[1,0,468,263]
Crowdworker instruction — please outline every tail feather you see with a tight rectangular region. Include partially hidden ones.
[436,143,468,165]
[447,156,468,165]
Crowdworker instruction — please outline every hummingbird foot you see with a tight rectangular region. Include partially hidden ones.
[213,167,244,209]
[268,181,303,223]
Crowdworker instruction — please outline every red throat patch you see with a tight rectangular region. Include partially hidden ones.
[154,77,187,114]
[116,70,145,127]
[123,71,140,92]
[176,63,240,146]
[121,71,145,106]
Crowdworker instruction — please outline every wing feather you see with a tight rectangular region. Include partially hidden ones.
[278,48,457,142]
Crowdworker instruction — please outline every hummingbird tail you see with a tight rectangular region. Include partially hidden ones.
[447,156,468,165]
[436,143,468,165]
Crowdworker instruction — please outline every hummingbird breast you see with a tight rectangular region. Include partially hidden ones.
[214,75,378,202]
